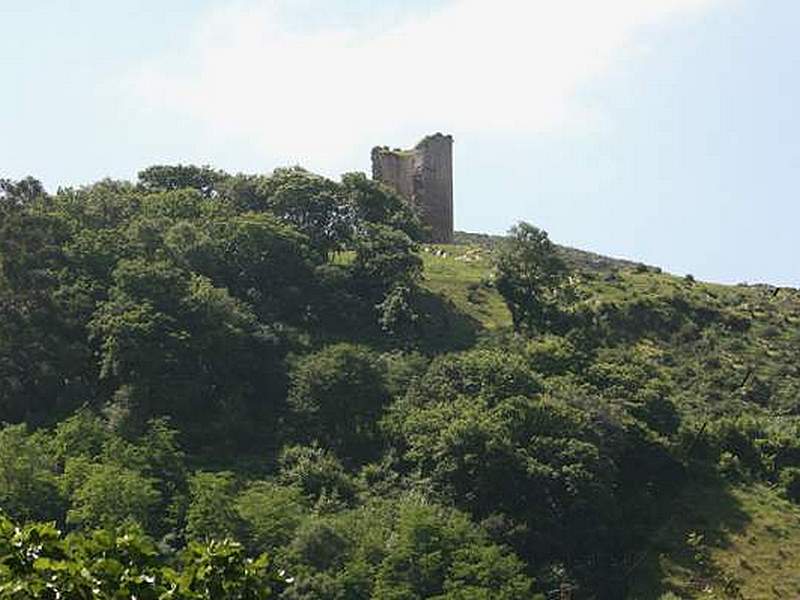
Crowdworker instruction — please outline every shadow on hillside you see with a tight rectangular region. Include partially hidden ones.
[625,472,751,598]
[413,288,483,353]
[311,288,483,355]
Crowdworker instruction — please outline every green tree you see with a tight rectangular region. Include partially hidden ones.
[259,167,350,260]
[138,164,228,198]
[352,223,421,297]
[0,425,63,522]
[90,258,284,443]
[168,213,316,323]
[279,497,532,600]
[185,471,241,542]
[403,348,542,408]
[340,172,423,240]
[65,462,161,531]
[373,501,532,600]
[494,222,571,334]
[278,444,359,506]
[236,482,307,554]
[391,393,616,566]
[288,344,389,462]
[0,177,46,209]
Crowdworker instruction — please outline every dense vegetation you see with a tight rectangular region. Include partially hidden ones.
[1,167,799,598]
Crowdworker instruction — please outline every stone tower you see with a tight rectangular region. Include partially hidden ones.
[371,133,453,243]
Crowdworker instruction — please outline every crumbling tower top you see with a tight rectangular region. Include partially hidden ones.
[371,133,453,243]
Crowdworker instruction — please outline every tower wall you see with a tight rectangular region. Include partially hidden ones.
[371,133,453,243]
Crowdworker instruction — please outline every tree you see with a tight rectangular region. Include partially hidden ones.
[138,164,228,198]
[0,425,63,522]
[278,444,359,506]
[494,222,571,334]
[185,471,241,542]
[373,500,532,600]
[65,462,161,531]
[90,258,284,443]
[390,392,617,567]
[340,172,423,241]
[279,497,533,600]
[259,168,351,260]
[288,344,389,463]
[0,177,46,209]
[236,482,306,554]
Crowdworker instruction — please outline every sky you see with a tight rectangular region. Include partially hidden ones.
[1,0,798,286]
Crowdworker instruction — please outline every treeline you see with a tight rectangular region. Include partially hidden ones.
[0,167,426,445]
[2,167,800,598]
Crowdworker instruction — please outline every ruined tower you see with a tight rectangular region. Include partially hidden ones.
[371,133,453,243]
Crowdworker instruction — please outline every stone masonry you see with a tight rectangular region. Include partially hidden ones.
[371,133,453,243]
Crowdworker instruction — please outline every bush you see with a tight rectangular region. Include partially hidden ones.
[65,462,161,531]
[288,344,388,463]
[279,445,359,507]
[780,467,800,503]
[718,451,746,483]
[236,482,306,554]
[0,424,64,522]
[185,471,240,541]
[405,348,542,407]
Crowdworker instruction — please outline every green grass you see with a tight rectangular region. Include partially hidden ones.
[420,244,510,331]
[628,479,800,598]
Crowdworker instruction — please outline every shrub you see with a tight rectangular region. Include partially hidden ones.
[65,462,161,531]
[185,471,240,541]
[288,344,388,463]
[0,425,64,522]
[780,467,800,503]
[237,482,307,553]
[279,445,359,507]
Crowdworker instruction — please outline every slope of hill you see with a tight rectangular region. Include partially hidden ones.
[422,241,800,597]
[2,170,799,599]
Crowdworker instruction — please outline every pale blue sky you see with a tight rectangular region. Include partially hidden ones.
[1,1,798,285]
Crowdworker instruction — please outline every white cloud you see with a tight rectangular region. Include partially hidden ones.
[123,0,720,173]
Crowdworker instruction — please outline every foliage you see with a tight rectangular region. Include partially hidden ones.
[65,462,161,530]
[258,167,350,260]
[340,172,423,240]
[0,511,287,599]
[3,167,800,597]
[185,472,240,542]
[403,348,542,407]
[494,222,571,333]
[138,164,228,198]
[0,425,63,522]
[278,444,359,507]
[281,497,533,600]
[352,223,422,299]
[392,392,617,567]
[236,482,306,554]
[780,467,800,503]
[288,344,388,462]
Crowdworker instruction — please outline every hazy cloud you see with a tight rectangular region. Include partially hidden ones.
[123,0,720,172]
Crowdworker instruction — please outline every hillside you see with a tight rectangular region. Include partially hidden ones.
[1,169,800,599]
[422,240,800,598]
